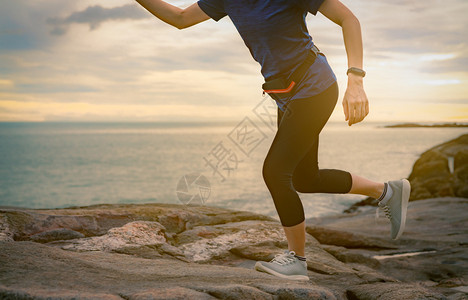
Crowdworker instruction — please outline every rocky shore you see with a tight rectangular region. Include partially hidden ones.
[1,135,467,300]
[345,134,468,213]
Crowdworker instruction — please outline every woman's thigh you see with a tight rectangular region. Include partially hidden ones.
[271,82,338,175]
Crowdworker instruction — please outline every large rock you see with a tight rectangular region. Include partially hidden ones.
[409,134,468,200]
[345,134,468,214]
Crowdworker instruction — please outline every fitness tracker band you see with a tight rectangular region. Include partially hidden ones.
[346,67,366,77]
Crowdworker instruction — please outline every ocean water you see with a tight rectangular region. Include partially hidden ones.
[0,121,466,220]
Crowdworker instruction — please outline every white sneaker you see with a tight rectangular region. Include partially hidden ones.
[254,250,309,281]
[377,179,411,240]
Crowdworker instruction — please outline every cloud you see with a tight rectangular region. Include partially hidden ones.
[344,0,468,55]
[420,55,468,74]
[47,4,150,35]
[1,0,467,122]
[0,79,14,87]
[0,0,65,50]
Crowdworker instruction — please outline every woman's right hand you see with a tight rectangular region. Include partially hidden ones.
[342,74,369,126]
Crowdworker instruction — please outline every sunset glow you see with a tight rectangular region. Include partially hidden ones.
[1,0,467,123]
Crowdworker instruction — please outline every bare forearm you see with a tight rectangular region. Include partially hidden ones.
[135,0,184,29]
[319,0,368,125]
[318,0,364,71]
[341,16,363,70]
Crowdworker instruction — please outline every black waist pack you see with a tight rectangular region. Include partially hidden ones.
[262,45,322,101]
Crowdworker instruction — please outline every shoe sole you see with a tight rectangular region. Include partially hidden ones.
[254,262,309,281]
[394,178,410,240]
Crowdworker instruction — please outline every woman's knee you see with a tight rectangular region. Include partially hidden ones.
[293,169,353,194]
[292,180,308,193]
[292,171,320,193]
[262,156,289,188]
[262,156,276,186]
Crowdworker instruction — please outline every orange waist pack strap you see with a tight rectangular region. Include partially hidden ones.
[263,80,296,94]
[262,77,296,101]
[262,45,322,101]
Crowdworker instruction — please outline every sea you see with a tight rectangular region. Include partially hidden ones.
[0,121,466,220]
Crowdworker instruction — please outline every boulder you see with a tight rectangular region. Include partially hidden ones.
[344,134,468,213]
[408,134,468,200]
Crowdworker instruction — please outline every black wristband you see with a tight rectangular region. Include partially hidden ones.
[347,67,366,77]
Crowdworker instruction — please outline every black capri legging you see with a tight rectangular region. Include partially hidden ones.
[262,82,353,227]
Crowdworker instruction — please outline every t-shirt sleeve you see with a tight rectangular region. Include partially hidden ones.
[197,0,227,21]
[293,0,326,15]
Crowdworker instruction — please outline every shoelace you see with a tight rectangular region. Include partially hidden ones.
[375,204,392,220]
[271,251,296,266]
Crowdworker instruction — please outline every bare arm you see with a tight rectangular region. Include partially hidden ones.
[319,0,369,126]
[135,0,210,29]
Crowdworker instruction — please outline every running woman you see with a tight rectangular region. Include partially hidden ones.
[135,0,411,281]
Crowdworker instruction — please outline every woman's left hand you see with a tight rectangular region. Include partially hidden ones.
[342,74,369,126]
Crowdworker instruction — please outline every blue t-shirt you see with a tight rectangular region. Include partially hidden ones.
[197,0,337,111]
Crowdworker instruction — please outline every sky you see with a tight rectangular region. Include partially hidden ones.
[0,0,467,123]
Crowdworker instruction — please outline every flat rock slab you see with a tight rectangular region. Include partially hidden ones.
[307,197,468,246]
[0,241,340,300]
[307,197,468,292]
[0,203,276,241]
[346,282,450,300]
[1,199,466,299]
